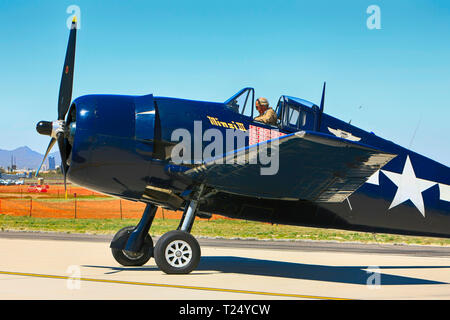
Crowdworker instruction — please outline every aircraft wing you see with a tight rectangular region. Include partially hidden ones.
[181,130,396,202]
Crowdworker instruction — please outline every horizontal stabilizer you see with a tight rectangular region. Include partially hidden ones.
[184,131,396,202]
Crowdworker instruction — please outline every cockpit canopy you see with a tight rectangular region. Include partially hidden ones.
[276,96,319,131]
[224,87,255,118]
[225,88,320,132]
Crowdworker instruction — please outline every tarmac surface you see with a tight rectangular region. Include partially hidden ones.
[0,231,449,300]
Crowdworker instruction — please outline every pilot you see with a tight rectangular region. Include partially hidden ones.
[254,97,277,125]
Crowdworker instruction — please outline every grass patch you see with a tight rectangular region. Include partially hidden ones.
[1,214,450,246]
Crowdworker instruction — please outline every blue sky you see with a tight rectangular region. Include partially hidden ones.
[0,0,449,166]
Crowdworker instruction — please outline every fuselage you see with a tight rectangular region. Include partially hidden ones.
[66,93,450,238]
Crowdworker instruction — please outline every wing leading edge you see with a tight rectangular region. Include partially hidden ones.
[183,130,397,202]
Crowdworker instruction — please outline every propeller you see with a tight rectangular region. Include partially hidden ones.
[35,16,78,194]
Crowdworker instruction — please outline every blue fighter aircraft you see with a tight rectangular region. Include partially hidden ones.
[36,18,450,274]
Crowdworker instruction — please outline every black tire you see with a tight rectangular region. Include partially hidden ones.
[111,226,153,266]
[154,230,201,274]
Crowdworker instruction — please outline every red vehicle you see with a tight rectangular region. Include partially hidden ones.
[27,184,50,193]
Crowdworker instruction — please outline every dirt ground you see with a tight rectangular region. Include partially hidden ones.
[0,184,224,220]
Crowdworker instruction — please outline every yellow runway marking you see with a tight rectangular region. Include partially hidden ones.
[0,270,349,300]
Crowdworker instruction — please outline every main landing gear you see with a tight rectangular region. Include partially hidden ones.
[110,192,202,274]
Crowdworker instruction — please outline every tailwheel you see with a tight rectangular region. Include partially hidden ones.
[154,230,201,274]
[111,226,153,266]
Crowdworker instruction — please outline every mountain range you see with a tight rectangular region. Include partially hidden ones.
[0,146,61,170]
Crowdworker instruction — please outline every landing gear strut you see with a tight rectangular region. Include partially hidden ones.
[110,186,204,274]
[110,204,156,266]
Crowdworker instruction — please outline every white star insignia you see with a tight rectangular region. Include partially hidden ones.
[365,157,450,216]
[381,156,436,217]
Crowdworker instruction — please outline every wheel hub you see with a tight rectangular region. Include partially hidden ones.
[165,240,192,268]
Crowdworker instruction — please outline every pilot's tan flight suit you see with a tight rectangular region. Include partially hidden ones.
[254,107,277,126]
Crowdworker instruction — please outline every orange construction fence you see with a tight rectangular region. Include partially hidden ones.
[0,198,179,219]
[0,198,227,221]
[0,184,228,220]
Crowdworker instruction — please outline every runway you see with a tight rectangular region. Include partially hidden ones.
[0,231,449,300]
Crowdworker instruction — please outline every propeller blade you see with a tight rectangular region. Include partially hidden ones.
[58,16,77,120]
[36,138,57,177]
[57,133,69,193]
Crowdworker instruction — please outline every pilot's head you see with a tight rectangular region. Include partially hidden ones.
[256,97,269,115]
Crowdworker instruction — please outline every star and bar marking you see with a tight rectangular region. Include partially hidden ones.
[366,156,450,217]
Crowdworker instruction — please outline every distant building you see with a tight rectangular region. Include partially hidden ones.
[48,156,56,170]
[10,155,16,172]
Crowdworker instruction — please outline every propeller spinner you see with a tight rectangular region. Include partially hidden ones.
[35,17,78,190]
